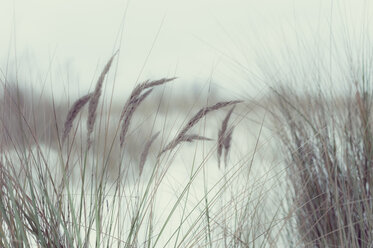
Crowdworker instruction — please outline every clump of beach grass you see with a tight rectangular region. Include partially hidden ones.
[0,52,286,248]
[272,77,373,247]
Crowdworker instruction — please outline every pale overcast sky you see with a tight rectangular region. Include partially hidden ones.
[1,0,372,99]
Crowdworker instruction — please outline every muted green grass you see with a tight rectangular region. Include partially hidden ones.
[0,55,285,247]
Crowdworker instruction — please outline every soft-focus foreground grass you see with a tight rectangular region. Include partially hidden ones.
[0,54,286,247]
[2,39,373,247]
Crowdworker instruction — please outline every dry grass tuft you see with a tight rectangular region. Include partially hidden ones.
[178,134,212,143]
[161,100,241,155]
[223,126,234,168]
[119,77,176,148]
[273,83,373,247]
[119,88,153,149]
[139,132,160,176]
[87,52,118,148]
[217,106,235,168]
[61,93,92,144]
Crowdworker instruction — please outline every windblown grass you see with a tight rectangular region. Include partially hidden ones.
[0,54,284,247]
[4,46,372,247]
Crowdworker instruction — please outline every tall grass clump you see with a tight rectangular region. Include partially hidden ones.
[0,53,285,247]
[271,60,373,246]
